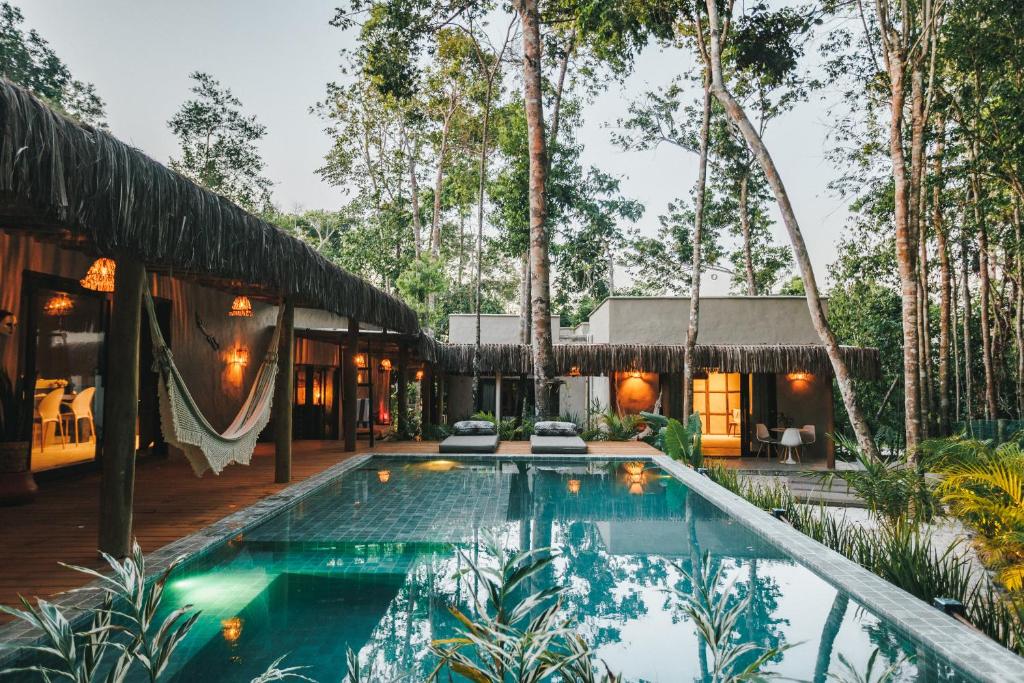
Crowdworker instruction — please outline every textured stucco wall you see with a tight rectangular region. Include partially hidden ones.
[448,314,559,344]
[589,297,827,345]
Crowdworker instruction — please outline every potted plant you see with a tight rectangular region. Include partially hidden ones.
[0,310,36,504]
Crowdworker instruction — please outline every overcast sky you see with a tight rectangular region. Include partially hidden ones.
[22,0,854,295]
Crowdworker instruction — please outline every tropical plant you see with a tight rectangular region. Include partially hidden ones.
[931,440,1024,591]
[0,541,308,682]
[672,553,788,682]
[428,529,615,681]
[663,414,703,468]
[824,436,936,526]
[591,406,642,442]
[826,649,908,683]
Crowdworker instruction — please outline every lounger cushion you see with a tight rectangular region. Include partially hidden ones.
[439,434,500,453]
[452,420,497,435]
[534,420,579,436]
[530,434,588,454]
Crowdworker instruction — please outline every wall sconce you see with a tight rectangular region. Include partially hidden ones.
[379,358,392,372]
[80,258,116,292]
[787,372,811,382]
[628,370,642,379]
[377,469,391,484]
[228,295,254,317]
[230,347,249,367]
[355,353,367,369]
[415,368,425,381]
[567,478,581,495]
[568,366,581,377]
[221,617,243,643]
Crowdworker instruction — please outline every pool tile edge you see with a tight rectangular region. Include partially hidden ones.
[652,454,1024,683]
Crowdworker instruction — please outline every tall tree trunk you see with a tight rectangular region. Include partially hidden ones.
[408,140,423,259]
[961,236,974,420]
[703,0,880,461]
[1015,203,1024,419]
[472,60,497,412]
[516,0,556,418]
[457,211,466,286]
[682,82,711,419]
[739,169,756,295]
[431,103,455,257]
[933,115,951,434]
[918,199,932,437]
[972,165,998,419]
[518,35,572,359]
[886,48,923,453]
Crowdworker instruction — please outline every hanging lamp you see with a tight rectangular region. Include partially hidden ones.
[228,295,254,318]
[80,258,116,292]
[43,292,74,317]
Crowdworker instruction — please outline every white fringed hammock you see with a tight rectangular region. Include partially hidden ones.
[143,282,284,476]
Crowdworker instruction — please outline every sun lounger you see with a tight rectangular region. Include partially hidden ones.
[438,433,500,454]
[530,434,588,455]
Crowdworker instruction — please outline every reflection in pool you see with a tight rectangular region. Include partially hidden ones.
[149,457,960,682]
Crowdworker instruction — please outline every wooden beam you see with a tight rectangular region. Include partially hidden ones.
[421,364,433,432]
[397,342,409,437]
[367,339,375,449]
[273,299,295,484]
[98,254,145,557]
[342,321,359,451]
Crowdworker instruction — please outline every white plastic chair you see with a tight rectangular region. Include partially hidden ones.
[68,387,96,444]
[800,424,816,447]
[779,428,803,464]
[35,387,67,451]
[728,408,741,435]
[755,423,775,458]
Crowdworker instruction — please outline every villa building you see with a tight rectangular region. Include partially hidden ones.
[447,297,881,465]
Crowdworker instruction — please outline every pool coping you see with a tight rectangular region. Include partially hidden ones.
[2,450,1022,681]
[652,454,1024,683]
[0,453,373,662]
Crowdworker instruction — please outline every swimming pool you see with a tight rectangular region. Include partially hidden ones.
[135,455,994,682]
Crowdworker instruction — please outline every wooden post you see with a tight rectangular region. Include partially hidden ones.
[342,321,358,452]
[421,364,433,433]
[98,255,145,557]
[495,372,503,422]
[367,340,375,448]
[273,299,294,483]
[397,342,409,437]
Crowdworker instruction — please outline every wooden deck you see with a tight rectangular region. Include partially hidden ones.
[0,438,658,619]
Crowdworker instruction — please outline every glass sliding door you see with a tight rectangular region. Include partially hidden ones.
[692,371,743,456]
[27,280,107,472]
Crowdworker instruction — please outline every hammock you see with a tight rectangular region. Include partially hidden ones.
[143,282,284,476]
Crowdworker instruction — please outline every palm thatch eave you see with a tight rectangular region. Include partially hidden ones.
[0,78,420,334]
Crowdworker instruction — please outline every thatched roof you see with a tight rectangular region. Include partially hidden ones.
[431,342,881,380]
[0,79,420,334]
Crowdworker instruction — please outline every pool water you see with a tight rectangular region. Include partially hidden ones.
[151,457,957,682]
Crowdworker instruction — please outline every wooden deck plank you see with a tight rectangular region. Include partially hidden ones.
[0,438,657,619]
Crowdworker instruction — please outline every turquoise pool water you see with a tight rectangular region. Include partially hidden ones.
[150,457,957,682]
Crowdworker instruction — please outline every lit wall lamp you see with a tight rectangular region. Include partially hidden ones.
[628,370,642,379]
[415,368,425,381]
[379,358,392,372]
[80,258,116,292]
[355,353,367,369]
[230,347,250,367]
[228,295,254,318]
[787,372,811,382]
[568,366,581,377]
